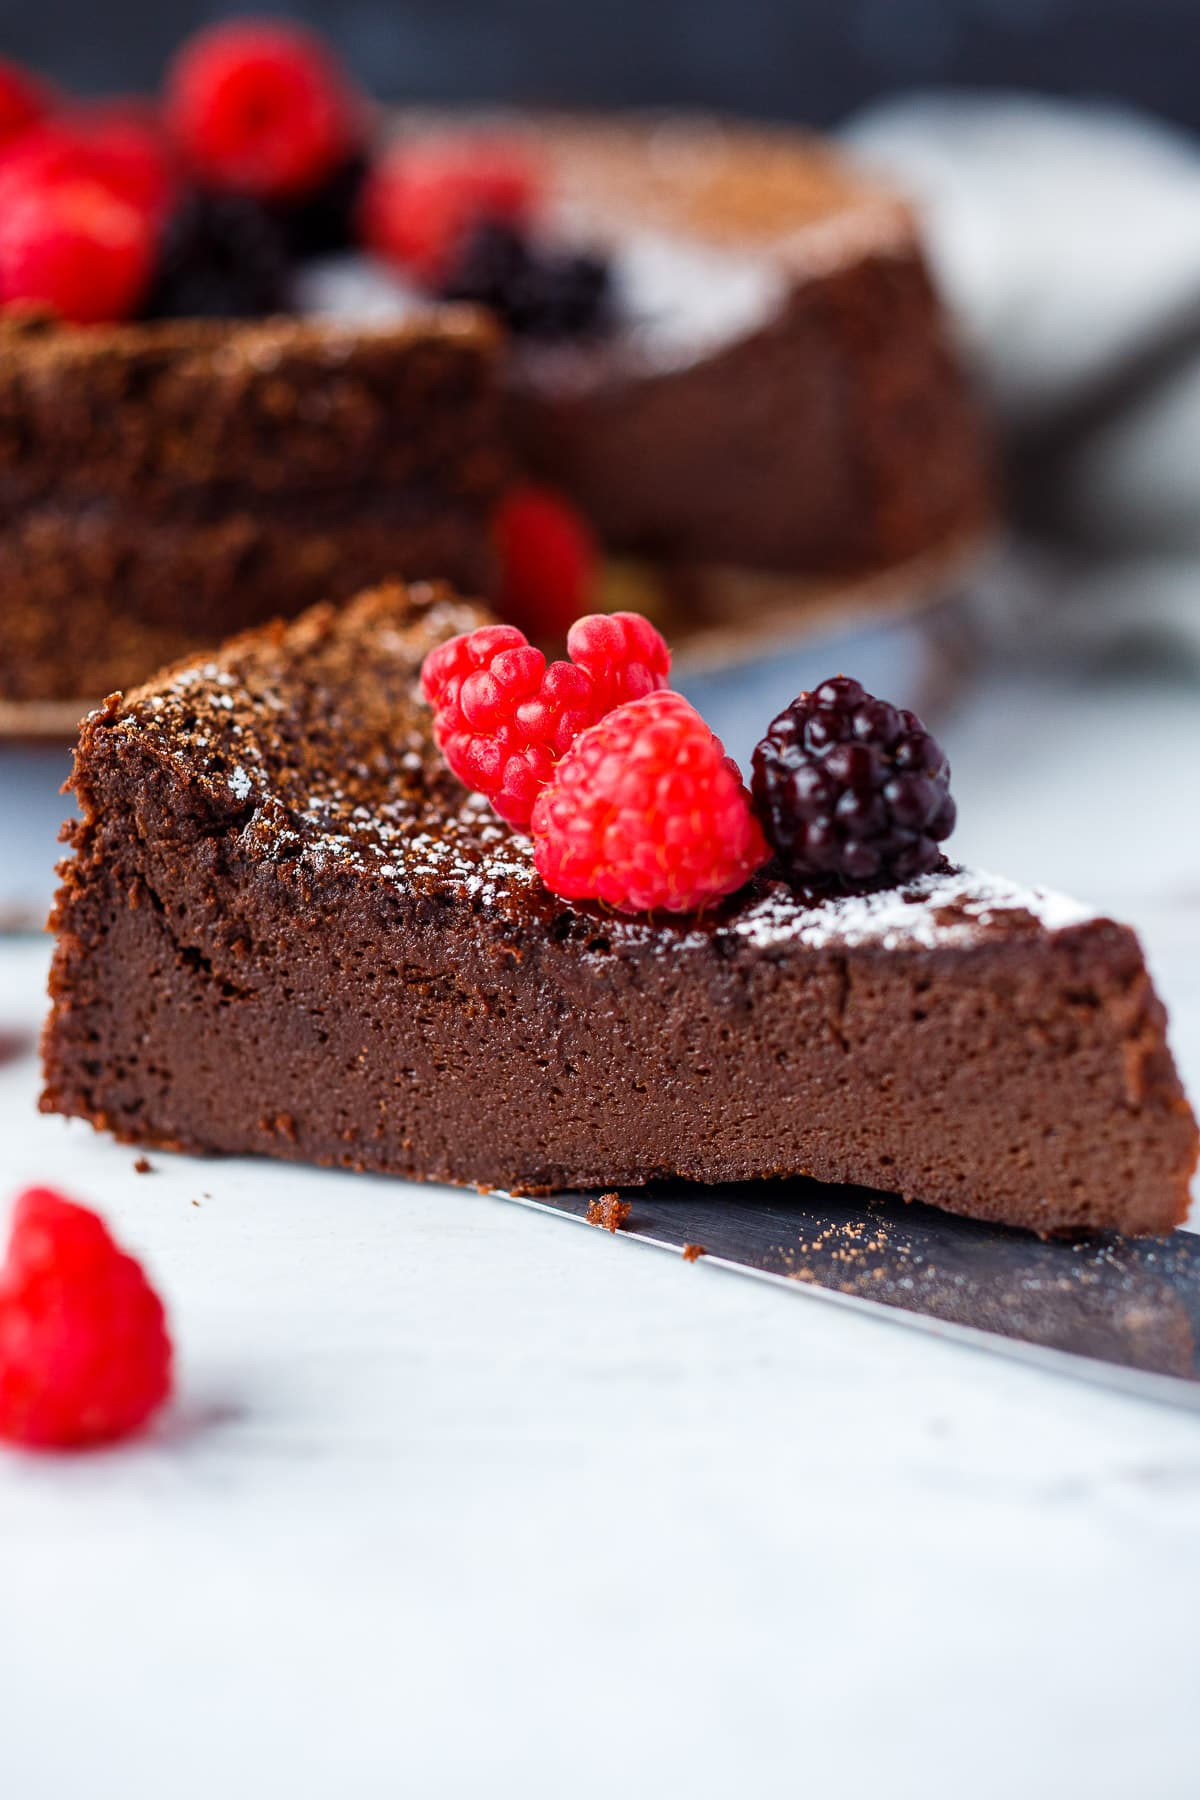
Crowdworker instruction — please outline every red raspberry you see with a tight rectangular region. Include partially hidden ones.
[530,691,768,913]
[69,104,178,225]
[359,137,539,285]
[0,58,51,150]
[567,608,672,715]
[0,178,155,323]
[421,623,599,827]
[166,20,362,202]
[421,610,671,828]
[495,484,597,640]
[0,1188,172,1450]
[0,110,177,226]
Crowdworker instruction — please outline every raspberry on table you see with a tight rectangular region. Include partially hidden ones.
[530,690,768,914]
[494,485,598,640]
[0,176,155,323]
[358,137,539,285]
[0,1187,172,1450]
[439,217,611,340]
[751,675,956,890]
[421,611,671,829]
[166,20,362,202]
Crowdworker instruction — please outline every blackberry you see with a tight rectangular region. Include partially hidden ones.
[274,152,369,258]
[143,190,293,320]
[751,676,956,890]
[438,218,612,340]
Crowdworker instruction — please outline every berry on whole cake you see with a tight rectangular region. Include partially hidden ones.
[0,17,991,713]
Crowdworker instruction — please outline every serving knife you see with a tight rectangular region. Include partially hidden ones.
[506,1179,1200,1413]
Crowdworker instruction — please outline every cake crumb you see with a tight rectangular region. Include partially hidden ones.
[586,1192,631,1233]
[260,1112,297,1141]
[133,1156,154,1174]
[681,1242,706,1262]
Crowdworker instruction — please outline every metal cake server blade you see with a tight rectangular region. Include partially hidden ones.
[501,1180,1200,1412]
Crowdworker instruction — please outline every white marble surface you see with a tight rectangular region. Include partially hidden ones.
[1,663,1199,1799]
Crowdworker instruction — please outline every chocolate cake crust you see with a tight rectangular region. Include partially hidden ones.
[41,584,1197,1237]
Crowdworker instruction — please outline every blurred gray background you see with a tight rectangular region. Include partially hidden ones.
[5,0,1199,129]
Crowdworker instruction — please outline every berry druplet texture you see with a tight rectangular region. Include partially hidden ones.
[421,623,597,828]
[0,1188,172,1450]
[421,611,670,829]
[531,690,768,914]
[751,675,956,890]
[566,609,671,715]
[494,484,597,640]
[439,218,611,340]
[166,20,362,202]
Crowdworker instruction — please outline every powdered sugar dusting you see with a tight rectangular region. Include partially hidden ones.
[294,256,422,323]
[111,587,1102,958]
[576,225,785,369]
[717,868,1097,954]
[294,237,783,374]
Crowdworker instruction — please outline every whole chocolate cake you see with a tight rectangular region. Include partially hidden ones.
[307,111,994,649]
[503,114,991,576]
[41,582,1197,1237]
[0,20,991,712]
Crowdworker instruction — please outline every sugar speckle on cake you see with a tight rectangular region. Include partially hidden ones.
[718,868,1097,955]
[107,582,1101,959]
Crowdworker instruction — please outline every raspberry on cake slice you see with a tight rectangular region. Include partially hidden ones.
[40,581,1197,1238]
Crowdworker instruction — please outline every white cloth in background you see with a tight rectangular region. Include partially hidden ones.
[846,94,1200,663]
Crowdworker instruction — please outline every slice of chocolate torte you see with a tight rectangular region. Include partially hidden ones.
[41,583,1196,1237]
